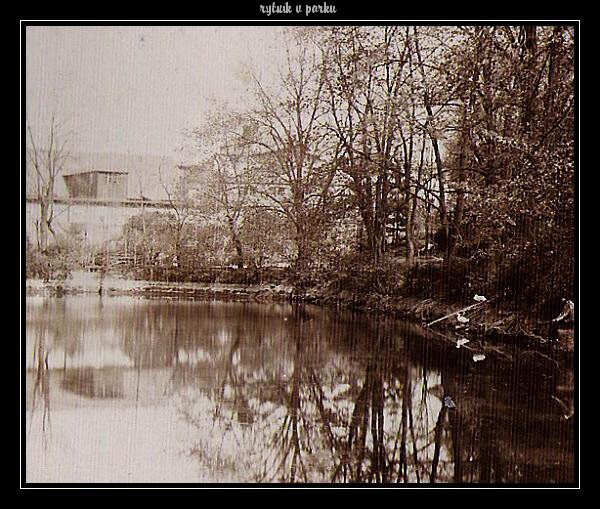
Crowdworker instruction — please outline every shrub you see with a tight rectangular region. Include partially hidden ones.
[26,243,71,280]
[404,256,486,303]
[325,251,407,296]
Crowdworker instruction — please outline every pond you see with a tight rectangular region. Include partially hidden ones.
[24,295,575,484]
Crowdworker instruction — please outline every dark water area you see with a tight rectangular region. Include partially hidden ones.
[25,296,575,484]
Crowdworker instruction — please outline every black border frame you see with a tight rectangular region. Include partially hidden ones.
[18,16,581,493]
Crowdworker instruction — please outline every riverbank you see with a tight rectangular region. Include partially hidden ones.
[300,285,575,358]
[25,271,574,359]
[26,271,295,302]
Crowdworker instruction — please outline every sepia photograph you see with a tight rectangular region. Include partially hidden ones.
[22,21,577,487]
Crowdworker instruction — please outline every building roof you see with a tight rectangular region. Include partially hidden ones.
[26,151,178,201]
[63,169,129,176]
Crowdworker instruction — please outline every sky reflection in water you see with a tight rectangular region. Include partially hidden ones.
[25,296,574,484]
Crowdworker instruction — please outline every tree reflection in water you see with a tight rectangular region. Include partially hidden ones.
[30,317,51,438]
[26,297,573,484]
[177,305,573,484]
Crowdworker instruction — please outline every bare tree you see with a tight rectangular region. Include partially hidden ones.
[323,26,415,269]
[191,110,256,268]
[246,35,336,283]
[26,115,72,251]
[158,165,197,266]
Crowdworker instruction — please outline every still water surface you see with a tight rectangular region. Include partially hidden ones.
[25,295,574,484]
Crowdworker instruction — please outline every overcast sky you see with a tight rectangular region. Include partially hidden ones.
[26,26,285,161]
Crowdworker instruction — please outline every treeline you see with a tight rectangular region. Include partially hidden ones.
[121,26,574,319]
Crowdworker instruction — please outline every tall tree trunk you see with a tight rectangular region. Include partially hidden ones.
[226,215,244,267]
[448,104,469,258]
[293,218,311,289]
[426,112,449,250]
[403,140,415,265]
[520,25,538,136]
[38,200,49,252]
[413,28,449,251]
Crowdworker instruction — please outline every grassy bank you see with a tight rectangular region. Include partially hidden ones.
[298,283,575,357]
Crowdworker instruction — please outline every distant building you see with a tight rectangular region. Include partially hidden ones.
[25,153,176,247]
[63,170,129,201]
